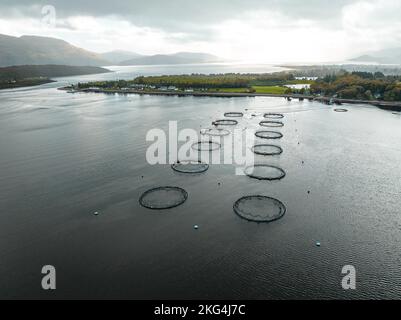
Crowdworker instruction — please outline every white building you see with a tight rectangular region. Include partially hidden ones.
[295,76,318,81]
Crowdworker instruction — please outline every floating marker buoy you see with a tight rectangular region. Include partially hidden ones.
[94,211,99,216]
[316,242,321,247]
[194,225,199,230]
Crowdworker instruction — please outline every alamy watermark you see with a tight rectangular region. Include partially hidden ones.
[145,121,255,175]
[41,265,56,290]
[41,5,57,28]
[341,265,356,290]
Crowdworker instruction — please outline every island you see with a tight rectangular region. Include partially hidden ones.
[0,65,111,90]
[62,70,401,110]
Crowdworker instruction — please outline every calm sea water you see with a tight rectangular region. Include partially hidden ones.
[1,64,401,299]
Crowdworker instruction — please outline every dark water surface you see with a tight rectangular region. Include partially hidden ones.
[1,66,401,299]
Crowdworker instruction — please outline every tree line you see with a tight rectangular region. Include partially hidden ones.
[310,72,401,101]
[77,73,296,89]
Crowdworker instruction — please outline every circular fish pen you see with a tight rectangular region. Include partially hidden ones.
[244,164,286,181]
[213,119,238,126]
[224,112,244,118]
[259,120,284,128]
[201,128,230,137]
[334,108,348,112]
[139,186,188,210]
[264,113,284,119]
[251,144,283,156]
[233,195,286,223]
[172,161,209,174]
[191,141,221,151]
[255,130,283,140]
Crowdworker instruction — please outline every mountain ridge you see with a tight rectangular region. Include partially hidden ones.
[0,34,108,67]
[0,33,224,67]
[350,47,401,64]
[99,50,144,65]
[119,52,222,66]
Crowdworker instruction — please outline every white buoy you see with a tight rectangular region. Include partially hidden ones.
[94,211,99,216]
[194,225,199,230]
[316,242,321,247]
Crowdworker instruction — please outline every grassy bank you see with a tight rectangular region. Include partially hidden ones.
[252,86,288,94]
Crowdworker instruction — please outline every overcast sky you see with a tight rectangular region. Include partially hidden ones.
[0,0,400,63]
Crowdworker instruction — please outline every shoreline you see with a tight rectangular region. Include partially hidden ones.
[0,79,55,90]
[60,87,401,111]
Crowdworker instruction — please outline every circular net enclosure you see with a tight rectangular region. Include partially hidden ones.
[139,186,188,210]
[233,195,286,223]
[255,130,283,140]
[264,113,284,119]
[244,164,286,180]
[201,128,230,137]
[213,119,238,126]
[252,144,283,156]
[334,108,348,112]
[224,112,244,118]
[259,120,284,128]
[192,141,221,151]
[172,161,209,174]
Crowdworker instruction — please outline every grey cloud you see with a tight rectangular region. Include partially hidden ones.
[0,0,356,32]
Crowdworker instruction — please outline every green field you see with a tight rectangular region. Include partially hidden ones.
[204,86,289,94]
[214,88,250,93]
[212,86,289,94]
[252,86,288,94]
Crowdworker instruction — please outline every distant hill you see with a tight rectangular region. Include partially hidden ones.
[119,52,222,66]
[99,50,143,65]
[0,65,110,81]
[0,33,224,67]
[0,34,109,67]
[350,47,401,64]
[350,55,379,63]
